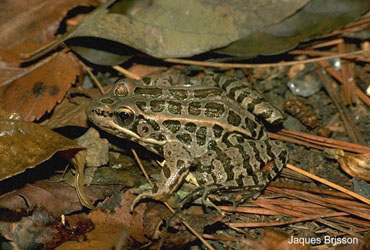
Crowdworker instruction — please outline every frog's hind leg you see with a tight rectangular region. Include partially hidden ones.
[178,185,226,214]
[130,142,192,211]
[210,73,286,124]
[243,139,288,190]
[263,140,288,181]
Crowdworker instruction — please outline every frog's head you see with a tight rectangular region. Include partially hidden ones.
[87,82,166,150]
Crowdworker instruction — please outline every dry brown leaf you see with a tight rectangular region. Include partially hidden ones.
[0,180,122,218]
[57,192,223,249]
[0,52,82,121]
[44,95,91,128]
[128,64,168,78]
[0,106,12,119]
[42,87,105,128]
[0,0,100,58]
[330,150,370,181]
[0,119,81,181]
[57,192,147,250]
[0,50,27,84]
[0,207,56,249]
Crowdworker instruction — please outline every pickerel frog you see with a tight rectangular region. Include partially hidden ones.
[87,73,288,209]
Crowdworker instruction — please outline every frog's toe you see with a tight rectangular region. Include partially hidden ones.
[130,191,171,212]
[130,192,151,212]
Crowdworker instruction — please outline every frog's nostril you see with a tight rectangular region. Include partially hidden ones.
[95,108,104,116]
[93,108,112,118]
[101,98,115,105]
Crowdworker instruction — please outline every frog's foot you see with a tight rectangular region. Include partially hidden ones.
[202,197,224,216]
[156,159,166,167]
[130,190,181,212]
[130,191,149,212]
[130,190,165,212]
[176,185,224,214]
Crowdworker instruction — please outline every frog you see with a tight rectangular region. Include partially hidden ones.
[87,73,288,209]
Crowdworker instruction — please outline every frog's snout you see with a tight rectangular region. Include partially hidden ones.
[87,98,114,120]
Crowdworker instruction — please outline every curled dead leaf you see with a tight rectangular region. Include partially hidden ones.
[327,149,370,181]
[0,52,82,121]
[0,119,81,181]
[0,0,100,58]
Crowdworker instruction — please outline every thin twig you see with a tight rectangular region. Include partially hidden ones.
[79,60,105,95]
[226,212,347,228]
[338,41,355,105]
[316,218,362,238]
[290,49,370,63]
[217,206,280,215]
[268,129,370,154]
[131,149,154,188]
[307,38,344,49]
[113,65,142,80]
[162,203,215,250]
[269,188,367,238]
[163,49,370,68]
[285,164,370,206]
[270,182,353,199]
[316,67,364,144]
[318,60,370,107]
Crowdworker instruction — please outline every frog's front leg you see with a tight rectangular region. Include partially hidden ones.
[131,142,192,211]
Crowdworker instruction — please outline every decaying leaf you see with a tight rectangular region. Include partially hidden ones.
[0,51,27,85]
[0,181,123,218]
[0,207,55,250]
[57,191,223,249]
[65,0,370,64]
[57,192,147,249]
[327,149,370,181]
[76,128,109,168]
[0,0,99,59]
[216,0,370,56]
[65,0,308,64]
[43,95,91,129]
[0,52,82,121]
[42,87,105,129]
[0,119,81,181]
[127,64,168,78]
[143,203,223,249]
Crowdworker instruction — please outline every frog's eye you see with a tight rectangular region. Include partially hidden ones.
[114,82,129,96]
[115,107,134,126]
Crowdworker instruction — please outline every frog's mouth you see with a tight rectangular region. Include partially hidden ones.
[111,122,166,146]
[88,99,167,147]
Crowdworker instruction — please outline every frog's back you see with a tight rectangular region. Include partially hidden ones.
[124,94,268,143]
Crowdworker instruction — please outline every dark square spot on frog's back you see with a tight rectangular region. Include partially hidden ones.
[32,82,46,97]
[49,85,60,96]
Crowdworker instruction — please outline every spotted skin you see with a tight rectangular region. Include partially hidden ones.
[87,73,288,209]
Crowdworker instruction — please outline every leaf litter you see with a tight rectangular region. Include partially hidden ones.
[0,0,99,60]
[1,1,370,249]
[0,118,81,182]
[66,0,309,64]
[0,52,83,122]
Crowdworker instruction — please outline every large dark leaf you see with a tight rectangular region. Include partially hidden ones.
[216,0,370,56]
[65,0,308,65]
